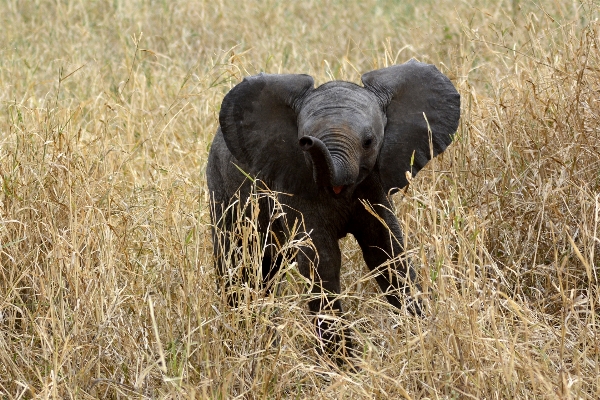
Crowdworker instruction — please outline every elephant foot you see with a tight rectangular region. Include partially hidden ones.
[406,295,424,317]
[314,316,359,371]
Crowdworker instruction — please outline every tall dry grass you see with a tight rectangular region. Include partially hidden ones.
[0,0,598,398]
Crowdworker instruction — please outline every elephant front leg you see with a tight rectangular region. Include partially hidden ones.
[297,238,355,365]
[350,199,422,316]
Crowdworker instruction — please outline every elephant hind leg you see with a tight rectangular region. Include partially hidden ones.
[212,204,286,305]
[210,196,246,307]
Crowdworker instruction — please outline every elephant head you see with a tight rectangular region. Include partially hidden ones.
[218,59,460,196]
[296,82,384,195]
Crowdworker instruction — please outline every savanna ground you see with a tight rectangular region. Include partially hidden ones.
[0,0,599,398]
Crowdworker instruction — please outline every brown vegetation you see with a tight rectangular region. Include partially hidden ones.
[0,0,598,398]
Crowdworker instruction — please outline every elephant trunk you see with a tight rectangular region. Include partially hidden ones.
[299,135,353,194]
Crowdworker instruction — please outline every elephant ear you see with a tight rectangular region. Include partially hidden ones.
[219,73,314,187]
[362,59,460,193]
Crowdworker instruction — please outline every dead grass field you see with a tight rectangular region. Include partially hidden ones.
[1,0,599,398]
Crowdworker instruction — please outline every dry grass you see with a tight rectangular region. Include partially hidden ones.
[1,0,599,398]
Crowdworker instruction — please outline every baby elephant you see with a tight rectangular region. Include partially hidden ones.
[207,59,460,363]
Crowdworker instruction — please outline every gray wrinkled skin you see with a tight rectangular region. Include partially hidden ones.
[206,59,461,363]
[297,82,384,189]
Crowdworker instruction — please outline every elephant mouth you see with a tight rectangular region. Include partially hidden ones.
[299,135,355,196]
[332,185,345,195]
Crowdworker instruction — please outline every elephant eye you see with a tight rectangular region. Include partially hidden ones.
[363,138,373,148]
